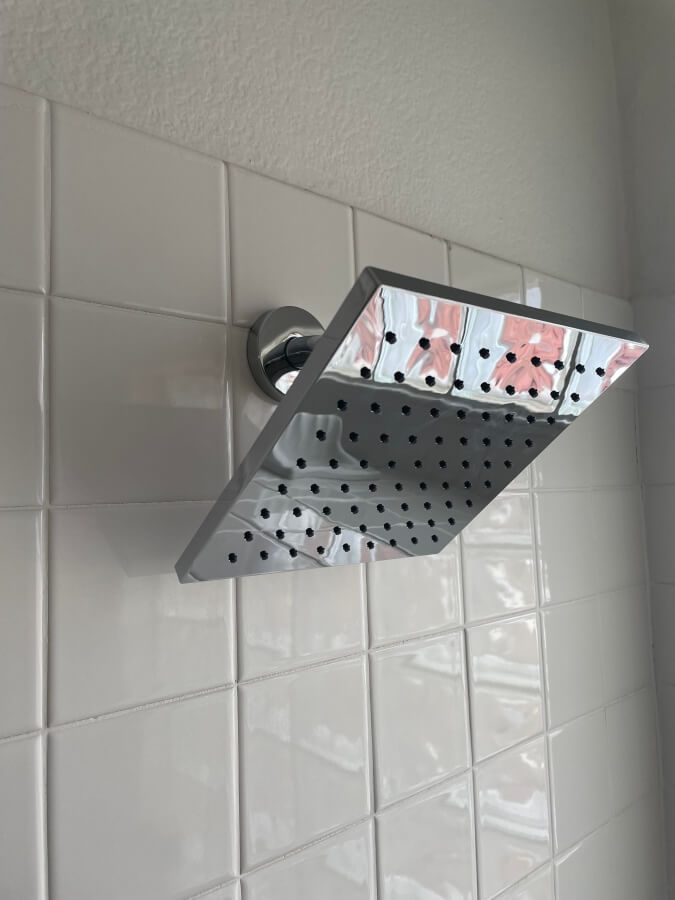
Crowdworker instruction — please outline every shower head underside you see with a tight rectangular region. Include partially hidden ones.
[176,268,647,582]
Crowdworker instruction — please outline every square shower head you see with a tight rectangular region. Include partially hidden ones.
[176,268,647,582]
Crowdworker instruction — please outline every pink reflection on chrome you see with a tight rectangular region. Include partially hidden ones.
[343,290,385,370]
[602,342,644,389]
[406,297,462,378]
[492,318,567,393]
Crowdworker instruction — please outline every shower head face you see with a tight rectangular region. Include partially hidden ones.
[176,268,647,582]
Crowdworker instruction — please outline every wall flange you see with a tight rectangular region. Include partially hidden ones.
[247,306,324,401]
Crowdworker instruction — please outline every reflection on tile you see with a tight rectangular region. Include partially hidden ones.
[534,491,596,605]
[450,245,522,303]
[542,597,604,727]
[524,271,582,318]
[606,690,659,815]
[555,825,613,900]
[50,692,237,900]
[52,104,227,317]
[467,614,544,760]
[475,738,550,899]
[0,85,47,293]
[50,505,234,723]
[367,541,462,645]
[499,865,553,900]
[51,298,227,504]
[238,564,365,679]
[354,210,448,282]
[462,494,537,623]
[371,632,469,806]
[0,291,44,506]
[243,822,374,900]
[548,711,610,852]
[598,587,651,703]
[0,511,41,737]
[239,658,369,867]
[377,774,475,900]
[229,167,353,326]
[0,736,42,900]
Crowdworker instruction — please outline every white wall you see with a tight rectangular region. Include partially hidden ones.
[0,0,629,297]
[0,77,664,899]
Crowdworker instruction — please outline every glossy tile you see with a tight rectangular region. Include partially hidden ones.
[475,738,550,899]
[467,614,544,761]
[243,822,374,900]
[660,684,675,789]
[555,825,613,900]
[633,293,675,388]
[531,409,593,490]
[0,736,42,900]
[0,511,41,738]
[50,691,237,900]
[49,504,234,723]
[606,690,659,815]
[608,793,666,900]
[534,491,597,605]
[371,632,469,806]
[462,494,537,623]
[230,324,276,464]
[598,587,651,703]
[367,541,462,646]
[548,710,610,852]
[651,583,675,686]
[354,210,448,282]
[0,290,44,506]
[239,658,369,867]
[450,245,522,303]
[587,389,638,487]
[52,105,227,318]
[193,884,239,900]
[639,385,675,485]
[50,298,227,504]
[377,774,475,900]
[229,166,353,326]
[499,866,553,900]
[542,597,604,727]
[0,85,47,293]
[582,288,634,330]
[591,488,645,594]
[524,271,582,318]
[645,484,675,583]
[238,564,366,679]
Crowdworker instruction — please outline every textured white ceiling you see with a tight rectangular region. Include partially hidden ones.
[0,0,628,295]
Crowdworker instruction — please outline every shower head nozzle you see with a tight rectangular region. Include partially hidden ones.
[176,268,647,582]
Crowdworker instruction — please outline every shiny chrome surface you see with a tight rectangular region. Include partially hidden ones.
[247,306,324,401]
[176,268,648,582]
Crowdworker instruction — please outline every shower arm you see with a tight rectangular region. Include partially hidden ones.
[247,306,324,401]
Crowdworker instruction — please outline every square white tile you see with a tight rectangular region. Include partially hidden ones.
[475,738,550,899]
[462,493,537,623]
[639,385,675,486]
[582,288,634,330]
[524,270,582,318]
[377,774,475,900]
[49,504,235,723]
[534,491,597,605]
[606,689,659,815]
[230,324,276,464]
[50,691,237,900]
[354,210,448,282]
[371,631,470,806]
[237,564,366,680]
[608,793,666,900]
[555,825,613,900]
[531,408,594,490]
[0,736,43,900]
[450,245,522,304]
[194,884,239,900]
[660,684,675,789]
[587,389,638,487]
[645,484,675,584]
[0,290,44,506]
[651,582,675,686]
[633,293,675,388]
[50,298,228,504]
[0,85,47,293]
[542,596,604,727]
[52,105,227,318]
[548,710,610,852]
[591,488,645,594]
[367,541,462,646]
[598,587,652,703]
[467,614,544,761]
[239,658,370,867]
[499,866,553,900]
[229,166,353,326]
[0,510,42,738]
[243,822,374,900]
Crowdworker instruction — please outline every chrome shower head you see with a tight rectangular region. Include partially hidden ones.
[176,268,647,582]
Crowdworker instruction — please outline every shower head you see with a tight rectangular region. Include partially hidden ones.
[176,268,647,582]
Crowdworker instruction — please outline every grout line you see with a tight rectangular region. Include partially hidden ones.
[49,291,229,326]
[222,162,232,325]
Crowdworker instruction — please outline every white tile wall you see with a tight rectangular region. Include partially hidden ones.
[0,82,664,900]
